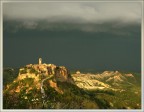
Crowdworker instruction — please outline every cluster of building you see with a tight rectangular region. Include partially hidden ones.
[19,58,70,82]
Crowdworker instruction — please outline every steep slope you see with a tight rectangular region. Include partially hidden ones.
[72,71,138,90]
[71,71,141,109]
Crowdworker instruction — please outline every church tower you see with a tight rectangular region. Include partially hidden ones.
[39,58,42,65]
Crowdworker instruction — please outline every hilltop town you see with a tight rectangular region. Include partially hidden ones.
[18,58,72,83]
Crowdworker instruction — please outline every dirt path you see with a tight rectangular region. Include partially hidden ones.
[40,75,54,107]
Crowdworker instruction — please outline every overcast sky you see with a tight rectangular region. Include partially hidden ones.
[3,2,141,31]
[3,2,142,72]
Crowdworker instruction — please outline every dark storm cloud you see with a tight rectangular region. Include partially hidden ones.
[3,2,141,33]
[3,20,140,37]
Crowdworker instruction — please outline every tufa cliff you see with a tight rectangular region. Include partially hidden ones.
[18,58,73,83]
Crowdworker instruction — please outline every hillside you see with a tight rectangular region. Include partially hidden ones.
[72,71,141,109]
[3,59,141,109]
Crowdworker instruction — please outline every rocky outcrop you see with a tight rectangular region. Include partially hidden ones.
[72,73,111,90]
[55,66,70,82]
[48,80,63,94]
[125,73,134,78]
[72,71,137,90]
[124,73,136,83]
[16,60,73,94]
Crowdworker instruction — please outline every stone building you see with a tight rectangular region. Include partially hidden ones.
[39,58,42,65]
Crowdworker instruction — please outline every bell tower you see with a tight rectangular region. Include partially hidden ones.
[39,58,42,65]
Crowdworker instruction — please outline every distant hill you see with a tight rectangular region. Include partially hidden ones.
[72,71,139,89]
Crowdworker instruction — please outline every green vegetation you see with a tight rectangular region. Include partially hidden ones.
[29,68,39,74]
[3,78,42,109]
[3,79,141,109]
[42,81,99,109]
[19,68,27,74]
[3,68,19,87]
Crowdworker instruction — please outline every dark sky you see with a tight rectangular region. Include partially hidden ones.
[3,2,141,72]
